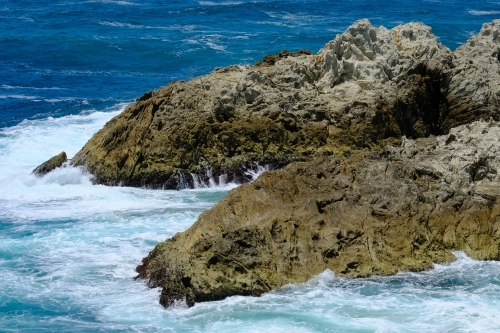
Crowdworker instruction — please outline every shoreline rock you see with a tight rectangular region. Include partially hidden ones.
[137,120,500,307]
[32,151,67,176]
[32,19,500,307]
[132,19,500,307]
[40,19,499,189]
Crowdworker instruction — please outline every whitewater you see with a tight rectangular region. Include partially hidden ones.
[1,112,500,332]
[1,0,500,332]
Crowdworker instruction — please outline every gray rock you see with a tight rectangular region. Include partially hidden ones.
[39,20,500,189]
[445,20,500,132]
[67,20,459,188]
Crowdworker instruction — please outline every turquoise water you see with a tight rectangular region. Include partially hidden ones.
[1,0,500,332]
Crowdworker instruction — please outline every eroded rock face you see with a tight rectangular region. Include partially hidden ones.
[33,151,67,176]
[137,120,500,307]
[69,19,468,188]
[445,20,500,132]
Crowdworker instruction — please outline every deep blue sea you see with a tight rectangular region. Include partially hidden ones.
[1,1,500,332]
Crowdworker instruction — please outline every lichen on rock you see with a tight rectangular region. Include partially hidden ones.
[137,120,500,307]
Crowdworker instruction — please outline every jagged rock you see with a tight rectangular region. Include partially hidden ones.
[444,20,500,132]
[32,151,67,176]
[68,19,466,188]
[255,49,313,67]
[137,120,500,307]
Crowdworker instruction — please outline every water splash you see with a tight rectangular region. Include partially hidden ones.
[243,163,271,182]
[189,164,272,189]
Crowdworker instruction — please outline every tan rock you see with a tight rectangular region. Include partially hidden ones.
[137,120,500,307]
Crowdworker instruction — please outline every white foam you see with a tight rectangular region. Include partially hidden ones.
[188,164,270,190]
[0,104,125,168]
[189,168,235,189]
[1,85,68,90]
[243,163,271,181]
[0,104,129,221]
[97,20,170,30]
[265,11,325,22]
[0,107,236,331]
[198,1,244,6]
[43,98,76,103]
[205,41,228,52]
[85,0,140,5]
[2,106,500,332]
[98,20,143,28]
[169,24,198,32]
[16,15,34,22]
[468,10,500,15]
[257,11,326,27]
[0,94,39,100]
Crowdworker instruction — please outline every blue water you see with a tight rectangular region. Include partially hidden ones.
[2,0,500,128]
[1,0,500,332]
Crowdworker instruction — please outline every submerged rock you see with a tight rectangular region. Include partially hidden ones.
[64,19,496,189]
[137,120,500,307]
[33,151,67,176]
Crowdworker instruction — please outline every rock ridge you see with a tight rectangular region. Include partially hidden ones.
[41,19,500,188]
[32,151,68,176]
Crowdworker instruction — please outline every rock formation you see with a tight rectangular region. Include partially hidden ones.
[33,151,67,176]
[137,120,500,307]
[32,19,500,307]
[58,19,500,188]
[444,20,500,132]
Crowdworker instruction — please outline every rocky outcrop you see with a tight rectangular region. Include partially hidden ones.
[32,19,500,306]
[66,19,482,188]
[444,20,500,132]
[137,120,500,307]
[33,151,67,176]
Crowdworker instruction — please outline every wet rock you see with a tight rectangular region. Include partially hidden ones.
[33,151,67,176]
[137,120,500,307]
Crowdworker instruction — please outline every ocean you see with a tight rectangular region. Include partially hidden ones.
[1,1,500,332]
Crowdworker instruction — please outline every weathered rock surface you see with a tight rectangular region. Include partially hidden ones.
[33,19,500,307]
[444,20,500,132]
[65,18,500,189]
[137,120,500,307]
[33,151,67,176]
